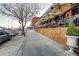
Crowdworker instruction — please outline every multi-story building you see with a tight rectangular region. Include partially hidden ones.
[34,3,79,28]
[32,17,40,28]
[32,3,79,54]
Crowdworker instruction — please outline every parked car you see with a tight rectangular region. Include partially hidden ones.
[0,30,12,44]
[13,30,19,36]
[5,30,18,37]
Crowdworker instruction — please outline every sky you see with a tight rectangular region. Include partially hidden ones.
[0,3,52,28]
[0,14,20,28]
[36,3,52,17]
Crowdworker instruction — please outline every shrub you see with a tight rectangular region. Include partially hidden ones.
[66,20,79,36]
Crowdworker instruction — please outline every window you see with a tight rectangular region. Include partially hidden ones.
[74,18,79,26]
[0,32,4,35]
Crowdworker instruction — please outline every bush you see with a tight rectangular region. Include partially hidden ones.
[66,20,79,36]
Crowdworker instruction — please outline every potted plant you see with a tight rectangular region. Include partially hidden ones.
[65,20,79,52]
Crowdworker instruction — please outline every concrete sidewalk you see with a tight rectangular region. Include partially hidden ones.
[17,30,72,56]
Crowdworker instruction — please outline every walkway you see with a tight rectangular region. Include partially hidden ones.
[17,30,68,56]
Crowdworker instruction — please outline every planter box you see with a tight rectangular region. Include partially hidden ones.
[65,35,79,48]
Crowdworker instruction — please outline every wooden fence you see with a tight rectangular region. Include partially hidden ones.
[35,27,79,48]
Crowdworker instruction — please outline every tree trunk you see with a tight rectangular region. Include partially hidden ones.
[21,21,26,36]
[22,26,26,36]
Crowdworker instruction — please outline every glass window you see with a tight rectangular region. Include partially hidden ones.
[74,18,79,26]
[0,32,4,35]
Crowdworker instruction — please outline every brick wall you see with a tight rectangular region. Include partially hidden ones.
[32,17,40,28]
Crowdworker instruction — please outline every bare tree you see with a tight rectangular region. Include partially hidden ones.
[0,3,40,36]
